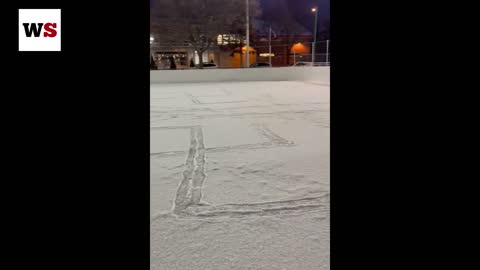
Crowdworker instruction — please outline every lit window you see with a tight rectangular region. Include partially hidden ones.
[217,34,242,45]
[259,53,275,57]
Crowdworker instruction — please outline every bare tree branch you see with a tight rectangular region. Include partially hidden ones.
[151,0,261,69]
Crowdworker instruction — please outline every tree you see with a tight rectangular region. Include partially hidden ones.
[150,54,157,70]
[151,0,261,69]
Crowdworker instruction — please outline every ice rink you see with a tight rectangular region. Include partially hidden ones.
[151,80,330,270]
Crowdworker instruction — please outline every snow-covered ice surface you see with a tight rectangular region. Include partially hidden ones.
[151,80,330,270]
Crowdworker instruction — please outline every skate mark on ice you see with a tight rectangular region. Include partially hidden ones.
[150,125,200,130]
[172,127,197,214]
[152,142,294,159]
[302,81,330,87]
[151,96,180,100]
[150,151,189,158]
[192,109,328,119]
[184,193,330,219]
[190,128,206,205]
[205,122,296,153]
[172,126,207,214]
[153,123,326,219]
[151,106,328,122]
[183,92,247,105]
[253,123,293,145]
[150,124,294,158]
[205,142,292,154]
[151,108,213,114]
[183,93,201,104]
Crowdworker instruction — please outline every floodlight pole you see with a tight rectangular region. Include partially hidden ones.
[246,0,250,68]
[326,39,329,64]
[312,8,318,63]
[269,25,272,66]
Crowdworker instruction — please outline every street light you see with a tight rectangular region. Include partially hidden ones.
[311,7,318,63]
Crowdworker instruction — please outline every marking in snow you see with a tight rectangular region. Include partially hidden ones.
[150,124,294,159]
[153,124,328,220]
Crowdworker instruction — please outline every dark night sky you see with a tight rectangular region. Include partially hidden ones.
[260,0,330,31]
[151,0,330,32]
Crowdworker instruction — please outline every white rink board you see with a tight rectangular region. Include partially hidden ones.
[151,66,330,84]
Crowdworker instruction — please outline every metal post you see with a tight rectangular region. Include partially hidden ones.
[269,25,272,66]
[312,8,318,63]
[326,39,329,64]
[294,49,296,65]
[246,0,250,68]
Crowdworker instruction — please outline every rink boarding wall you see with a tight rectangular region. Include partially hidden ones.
[150,67,330,84]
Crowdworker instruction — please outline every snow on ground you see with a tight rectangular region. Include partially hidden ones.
[151,80,330,270]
